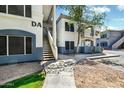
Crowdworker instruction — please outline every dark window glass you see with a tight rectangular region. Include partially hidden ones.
[0,5,6,13]
[0,36,7,55]
[9,36,24,55]
[70,23,74,32]
[101,34,107,38]
[65,22,69,31]
[65,41,69,50]
[97,43,99,46]
[100,43,103,47]
[25,5,31,18]
[100,42,107,47]
[70,41,74,49]
[104,42,107,46]
[8,5,24,16]
[26,37,32,54]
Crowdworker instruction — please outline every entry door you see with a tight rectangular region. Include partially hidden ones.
[65,41,74,53]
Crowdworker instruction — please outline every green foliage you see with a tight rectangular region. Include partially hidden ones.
[58,5,106,31]
[57,5,106,52]
[0,71,46,88]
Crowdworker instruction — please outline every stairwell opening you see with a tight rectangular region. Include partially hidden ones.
[118,42,124,49]
[43,28,55,61]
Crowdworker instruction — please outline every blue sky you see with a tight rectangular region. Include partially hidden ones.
[56,5,124,30]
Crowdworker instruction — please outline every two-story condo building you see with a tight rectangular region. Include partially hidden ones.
[0,5,57,64]
[0,6,102,65]
[57,14,101,54]
[96,30,124,49]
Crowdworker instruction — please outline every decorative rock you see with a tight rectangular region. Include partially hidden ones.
[44,60,76,74]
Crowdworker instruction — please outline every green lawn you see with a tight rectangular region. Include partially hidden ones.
[0,71,46,88]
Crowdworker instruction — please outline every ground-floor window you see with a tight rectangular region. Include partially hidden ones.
[0,35,32,56]
[97,43,99,46]
[65,41,74,51]
[100,42,107,47]
[9,36,24,55]
[0,36,7,55]
[26,37,32,54]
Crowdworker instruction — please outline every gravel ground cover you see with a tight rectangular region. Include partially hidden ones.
[74,59,124,88]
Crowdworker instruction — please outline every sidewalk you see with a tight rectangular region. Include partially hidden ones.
[0,61,42,85]
[43,60,76,88]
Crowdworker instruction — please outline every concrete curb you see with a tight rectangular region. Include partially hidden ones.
[87,54,120,60]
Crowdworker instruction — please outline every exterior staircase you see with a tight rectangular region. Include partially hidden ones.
[112,36,124,49]
[43,31,55,61]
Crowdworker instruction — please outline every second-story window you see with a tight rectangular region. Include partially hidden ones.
[0,5,32,18]
[65,22,69,31]
[0,36,7,55]
[65,22,74,32]
[101,33,107,38]
[70,23,74,32]
[25,5,32,18]
[0,5,6,13]
[8,5,24,16]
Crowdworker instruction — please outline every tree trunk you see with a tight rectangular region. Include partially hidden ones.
[76,32,80,53]
[91,26,94,37]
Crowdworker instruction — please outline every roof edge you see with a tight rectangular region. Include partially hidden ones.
[56,13,71,23]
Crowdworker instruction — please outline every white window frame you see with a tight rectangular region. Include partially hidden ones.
[7,35,9,56]
[24,36,26,55]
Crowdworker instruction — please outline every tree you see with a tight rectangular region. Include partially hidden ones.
[57,5,106,53]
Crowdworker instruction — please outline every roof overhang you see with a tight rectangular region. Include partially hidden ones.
[43,5,53,23]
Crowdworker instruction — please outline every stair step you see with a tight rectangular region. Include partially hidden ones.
[43,56,54,58]
[44,44,49,45]
[43,57,54,59]
[43,48,51,49]
[112,36,124,49]
[43,47,51,48]
[43,45,50,46]
[43,58,55,61]
[43,49,51,50]
[43,51,52,53]
[43,52,52,54]
[43,44,49,45]
[43,50,51,52]
[43,54,53,56]
[43,37,54,61]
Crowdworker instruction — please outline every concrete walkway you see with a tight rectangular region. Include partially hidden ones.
[0,61,42,84]
[43,72,76,88]
[43,61,76,88]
